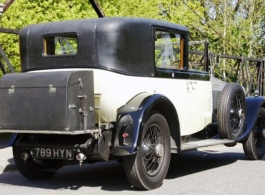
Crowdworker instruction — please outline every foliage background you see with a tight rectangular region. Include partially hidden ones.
[0,0,264,73]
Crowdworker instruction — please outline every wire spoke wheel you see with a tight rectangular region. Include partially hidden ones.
[230,95,244,134]
[142,124,163,176]
[253,116,265,152]
[123,112,170,190]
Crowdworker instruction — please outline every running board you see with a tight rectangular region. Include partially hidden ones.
[181,139,235,151]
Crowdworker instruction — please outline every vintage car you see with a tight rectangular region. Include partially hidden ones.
[0,17,264,190]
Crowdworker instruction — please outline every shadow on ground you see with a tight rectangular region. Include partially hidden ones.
[0,149,247,191]
[167,149,247,179]
[2,158,16,172]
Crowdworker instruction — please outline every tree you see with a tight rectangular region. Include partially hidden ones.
[200,0,265,57]
[0,0,264,75]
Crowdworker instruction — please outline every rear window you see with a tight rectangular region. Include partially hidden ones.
[43,34,78,56]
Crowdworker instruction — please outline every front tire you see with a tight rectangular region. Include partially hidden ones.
[243,108,265,160]
[123,113,171,190]
[13,146,61,180]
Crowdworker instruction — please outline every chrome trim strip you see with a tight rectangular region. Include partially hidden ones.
[0,129,100,135]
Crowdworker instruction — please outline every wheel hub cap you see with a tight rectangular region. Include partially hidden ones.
[155,144,164,158]
[238,109,244,119]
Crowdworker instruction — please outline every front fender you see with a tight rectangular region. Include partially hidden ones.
[111,92,180,156]
[237,96,265,142]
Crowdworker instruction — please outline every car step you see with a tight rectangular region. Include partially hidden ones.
[181,139,235,151]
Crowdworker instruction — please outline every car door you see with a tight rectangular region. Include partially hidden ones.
[182,74,212,135]
[154,28,212,136]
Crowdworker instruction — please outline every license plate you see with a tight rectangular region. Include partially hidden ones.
[32,147,74,160]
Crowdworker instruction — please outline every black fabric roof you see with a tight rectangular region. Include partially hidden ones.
[19,17,189,76]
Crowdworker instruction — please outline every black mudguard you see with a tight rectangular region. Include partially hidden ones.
[0,133,17,149]
[237,96,265,142]
[111,92,180,156]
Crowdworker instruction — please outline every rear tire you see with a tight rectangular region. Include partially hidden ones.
[13,146,61,180]
[123,112,171,190]
[217,83,246,140]
[243,108,265,160]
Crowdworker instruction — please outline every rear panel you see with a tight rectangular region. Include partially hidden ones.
[0,71,95,131]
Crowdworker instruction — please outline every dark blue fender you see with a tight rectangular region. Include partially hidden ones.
[0,133,17,149]
[111,92,180,156]
[236,96,265,142]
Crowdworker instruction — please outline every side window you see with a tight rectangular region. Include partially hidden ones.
[43,34,78,56]
[155,30,182,69]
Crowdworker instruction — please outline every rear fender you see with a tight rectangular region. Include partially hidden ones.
[0,133,17,149]
[237,96,265,142]
[111,92,180,156]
